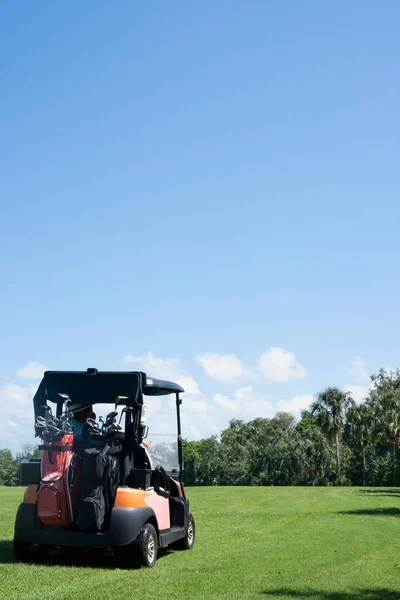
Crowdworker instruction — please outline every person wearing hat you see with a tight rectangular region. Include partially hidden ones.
[67,401,93,439]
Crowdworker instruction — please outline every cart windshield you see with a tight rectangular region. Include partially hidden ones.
[145,396,179,476]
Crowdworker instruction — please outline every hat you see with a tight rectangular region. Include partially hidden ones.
[65,400,92,414]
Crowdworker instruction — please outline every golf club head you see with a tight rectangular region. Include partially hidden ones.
[86,418,101,433]
[108,423,122,432]
[41,405,53,419]
[46,424,62,434]
[105,411,118,424]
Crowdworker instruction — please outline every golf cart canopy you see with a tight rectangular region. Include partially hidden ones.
[33,370,184,417]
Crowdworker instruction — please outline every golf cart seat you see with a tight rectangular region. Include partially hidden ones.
[126,468,152,489]
[132,446,151,469]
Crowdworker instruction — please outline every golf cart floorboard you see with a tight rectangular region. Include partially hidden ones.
[159,526,185,547]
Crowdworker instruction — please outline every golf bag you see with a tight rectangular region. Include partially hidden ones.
[36,433,79,526]
[75,446,120,533]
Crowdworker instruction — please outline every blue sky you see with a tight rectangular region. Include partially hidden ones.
[1,1,399,452]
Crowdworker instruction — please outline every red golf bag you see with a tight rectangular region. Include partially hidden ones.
[36,433,81,526]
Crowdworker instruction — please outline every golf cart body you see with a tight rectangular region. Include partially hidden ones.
[14,370,195,567]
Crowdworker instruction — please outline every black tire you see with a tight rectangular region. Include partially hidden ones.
[174,513,195,550]
[118,523,158,569]
[133,523,158,568]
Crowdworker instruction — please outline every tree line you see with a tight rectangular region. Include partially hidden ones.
[2,368,400,487]
[182,369,400,487]
[0,445,41,486]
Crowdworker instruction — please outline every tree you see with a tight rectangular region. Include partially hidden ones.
[345,403,372,486]
[296,411,332,485]
[191,436,224,486]
[311,387,354,486]
[15,444,42,462]
[367,369,400,485]
[0,449,19,486]
[182,440,201,486]
[248,413,301,486]
[220,420,253,485]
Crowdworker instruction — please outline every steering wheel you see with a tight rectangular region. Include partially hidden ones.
[153,465,170,499]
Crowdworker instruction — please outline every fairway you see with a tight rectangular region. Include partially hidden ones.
[1,487,400,600]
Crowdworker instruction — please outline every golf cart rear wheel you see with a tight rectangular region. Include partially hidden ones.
[133,523,158,568]
[174,513,195,550]
[119,523,158,569]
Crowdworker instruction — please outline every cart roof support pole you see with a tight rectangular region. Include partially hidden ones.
[176,392,185,496]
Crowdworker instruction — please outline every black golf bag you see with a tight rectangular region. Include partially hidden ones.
[75,446,120,533]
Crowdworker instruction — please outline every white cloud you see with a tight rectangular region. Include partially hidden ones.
[343,358,371,404]
[180,409,222,440]
[196,347,306,383]
[234,386,253,402]
[234,386,273,419]
[179,392,227,440]
[195,353,244,382]
[257,348,307,382]
[143,397,162,419]
[278,394,313,416]
[1,382,37,415]
[213,393,239,412]
[123,351,179,374]
[16,361,47,380]
[344,384,369,405]
[383,366,395,377]
[212,386,272,420]
[123,352,213,439]
[189,399,211,414]
[171,382,273,440]
[176,376,200,395]
[0,382,38,452]
[123,351,200,395]
[346,356,369,382]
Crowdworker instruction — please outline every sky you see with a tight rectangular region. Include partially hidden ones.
[0,1,399,453]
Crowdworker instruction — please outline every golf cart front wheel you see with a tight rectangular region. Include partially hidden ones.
[175,513,195,550]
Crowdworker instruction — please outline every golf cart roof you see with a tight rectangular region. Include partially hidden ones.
[38,369,184,406]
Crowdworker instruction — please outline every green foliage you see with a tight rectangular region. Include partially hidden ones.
[311,387,354,485]
[0,445,41,487]
[15,444,42,462]
[184,412,336,487]
[0,450,19,487]
[367,368,400,485]
[182,439,201,486]
[181,367,400,487]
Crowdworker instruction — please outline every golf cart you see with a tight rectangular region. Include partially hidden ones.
[14,369,195,568]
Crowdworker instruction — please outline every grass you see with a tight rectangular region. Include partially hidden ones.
[1,486,400,600]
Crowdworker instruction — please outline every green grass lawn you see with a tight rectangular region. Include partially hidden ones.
[1,486,400,600]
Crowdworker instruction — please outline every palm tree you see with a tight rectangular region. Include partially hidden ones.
[346,403,372,486]
[368,369,400,485]
[311,387,354,486]
[371,402,400,485]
